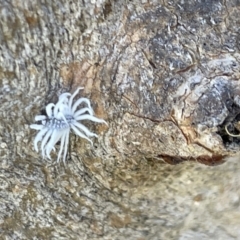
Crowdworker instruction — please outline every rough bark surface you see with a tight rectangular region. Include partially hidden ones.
[1,0,240,239]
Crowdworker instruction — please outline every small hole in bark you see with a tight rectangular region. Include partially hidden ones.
[218,109,240,149]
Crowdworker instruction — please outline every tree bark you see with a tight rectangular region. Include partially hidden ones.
[1,0,240,239]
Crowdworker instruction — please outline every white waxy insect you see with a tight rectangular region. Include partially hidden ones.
[30,87,107,164]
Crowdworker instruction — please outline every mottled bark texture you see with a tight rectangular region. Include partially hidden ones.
[1,0,240,239]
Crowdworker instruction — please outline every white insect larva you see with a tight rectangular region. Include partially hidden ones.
[30,87,107,164]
